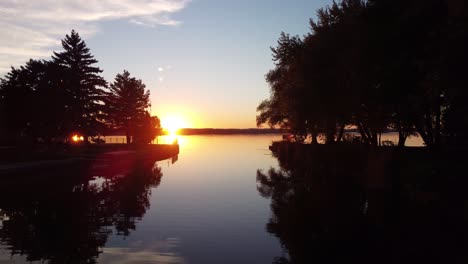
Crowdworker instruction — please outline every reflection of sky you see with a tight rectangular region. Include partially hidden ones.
[100,135,283,264]
[0,134,427,263]
[100,240,185,264]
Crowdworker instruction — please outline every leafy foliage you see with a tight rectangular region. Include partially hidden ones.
[106,70,159,144]
[52,30,108,140]
[0,30,161,146]
[257,0,467,147]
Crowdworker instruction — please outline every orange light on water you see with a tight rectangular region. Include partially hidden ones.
[166,134,179,144]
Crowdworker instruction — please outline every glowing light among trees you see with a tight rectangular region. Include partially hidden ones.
[72,134,84,142]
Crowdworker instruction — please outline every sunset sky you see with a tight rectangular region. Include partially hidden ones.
[0,0,331,128]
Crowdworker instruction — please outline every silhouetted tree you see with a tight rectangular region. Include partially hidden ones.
[258,0,370,145]
[0,29,170,147]
[133,112,161,145]
[0,101,6,145]
[52,30,107,142]
[258,0,466,147]
[307,0,370,144]
[106,70,152,144]
[28,60,69,144]
[0,60,68,145]
[440,0,468,145]
[0,65,34,145]
[257,33,308,142]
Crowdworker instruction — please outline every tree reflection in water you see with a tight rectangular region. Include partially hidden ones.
[0,157,166,263]
[257,147,468,264]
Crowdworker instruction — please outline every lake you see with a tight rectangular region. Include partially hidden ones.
[3,133,452,264]
[0,135,285,264]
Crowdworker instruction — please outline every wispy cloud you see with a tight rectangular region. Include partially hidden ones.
[0,0,190,73]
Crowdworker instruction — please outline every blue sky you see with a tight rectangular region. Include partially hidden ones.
[1,0,332,128]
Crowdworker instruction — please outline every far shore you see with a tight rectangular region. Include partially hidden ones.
[106,128,412,136]
[176,128,287,135]
[170,128,412,136]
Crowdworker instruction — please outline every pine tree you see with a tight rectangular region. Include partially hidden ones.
[107,70,151,144]
[52,30,107,141]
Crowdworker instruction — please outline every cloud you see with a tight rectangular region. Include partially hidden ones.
[130,15,182,27]
[0,0,190,73]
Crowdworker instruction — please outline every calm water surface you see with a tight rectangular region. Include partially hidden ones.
[0,135,285,264]
[99,135,284,264]
[0,133,429,264]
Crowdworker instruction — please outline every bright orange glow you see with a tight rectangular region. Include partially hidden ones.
[71,134,84,143]
[154,105,199,128]
[166,134,179,144]
[161,115,188,135]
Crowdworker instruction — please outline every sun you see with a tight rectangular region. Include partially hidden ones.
[161,115,187,135]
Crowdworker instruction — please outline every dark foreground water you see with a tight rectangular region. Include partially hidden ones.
[1,134,465,264]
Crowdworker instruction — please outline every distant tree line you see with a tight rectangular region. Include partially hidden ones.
[0,30,160,146]
[257,0,467,147]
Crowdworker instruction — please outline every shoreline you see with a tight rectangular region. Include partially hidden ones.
[0,144,179,176]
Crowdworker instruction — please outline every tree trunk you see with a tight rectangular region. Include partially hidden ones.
[325,118,336,144]
[357,122,370,144]
[336,121,345,142]
[425,114,434,146]
[435,99,441,147]
[125,119,131,144]
[362,123,373,145]
[398,131,407,147]
[311,129,318,144]
[126,132,131,145]
[371,132,378,146]
[397,120,405,147]
[414,119,432,147]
